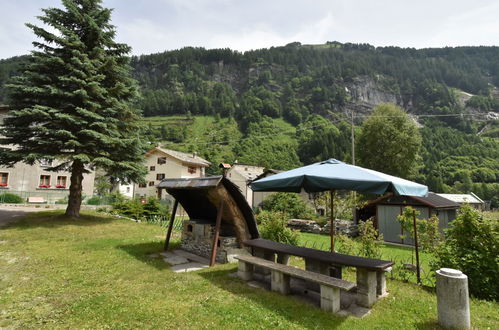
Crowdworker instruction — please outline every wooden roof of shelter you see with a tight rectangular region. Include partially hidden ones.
[157,176,259,242]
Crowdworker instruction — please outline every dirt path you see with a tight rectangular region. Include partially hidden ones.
[0,207,40,227]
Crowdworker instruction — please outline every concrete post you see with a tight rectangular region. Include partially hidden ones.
[320,285,340,313]
[237,261,253,281]
[253,248,275,275]
[436,268,470,330]
[271,270,290,295]
[356,268,377,308]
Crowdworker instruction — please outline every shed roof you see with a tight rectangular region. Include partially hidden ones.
[146,147,211,167]
[436,193,484,204]
[157,176,259,241]
[369,192,459,209]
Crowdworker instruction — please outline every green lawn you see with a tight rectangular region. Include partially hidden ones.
[1,211,497,329]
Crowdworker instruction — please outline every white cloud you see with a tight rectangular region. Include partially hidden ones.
[0,0,498,59]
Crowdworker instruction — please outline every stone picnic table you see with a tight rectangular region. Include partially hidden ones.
[243,238,394,308]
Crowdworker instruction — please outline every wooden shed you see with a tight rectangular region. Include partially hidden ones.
[358,193,459,245]
[158,176,259,264]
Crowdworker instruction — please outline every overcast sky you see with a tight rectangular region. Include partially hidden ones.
[1,0,498,59]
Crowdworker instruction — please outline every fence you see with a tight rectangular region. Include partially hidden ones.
[0,189,70,204]
[143,215,184,230]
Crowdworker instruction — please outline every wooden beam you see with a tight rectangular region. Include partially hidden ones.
[210,201,224,266]
[164,200,179,251]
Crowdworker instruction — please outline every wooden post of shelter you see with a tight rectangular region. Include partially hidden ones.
[330,190,335,252]
[210,201,224,267]
[164,199,179,251]
[412,209,421,284]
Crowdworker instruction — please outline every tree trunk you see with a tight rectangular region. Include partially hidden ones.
[65,159,84,217]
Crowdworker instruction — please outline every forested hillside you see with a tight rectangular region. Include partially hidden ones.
[1,42,498,206]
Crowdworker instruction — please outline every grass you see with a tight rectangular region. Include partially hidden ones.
[1,211,497,329]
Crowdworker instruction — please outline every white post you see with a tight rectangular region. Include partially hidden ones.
[436,268,470,330]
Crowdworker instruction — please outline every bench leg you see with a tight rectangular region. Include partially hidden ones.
[305,258,330,291]
[276,253,290,265]
[377,271,387,297]
[320,285,340,313]
[356,268,377,308]
[271,270,290,295]
[238,261,253,281]
[253,248,275,275]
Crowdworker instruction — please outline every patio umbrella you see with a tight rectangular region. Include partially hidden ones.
[250,159,428,250]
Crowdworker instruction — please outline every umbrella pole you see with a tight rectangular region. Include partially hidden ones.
[330,190,335,252]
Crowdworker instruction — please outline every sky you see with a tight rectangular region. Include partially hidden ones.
[1,0,498,59]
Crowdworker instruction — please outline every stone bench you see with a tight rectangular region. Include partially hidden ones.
[27,197,46,204]
[235,255,355,314]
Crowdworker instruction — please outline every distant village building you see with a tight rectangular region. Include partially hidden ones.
[359,193,459,245]
[134,147,211,198]
[225,163,266,208]
[0,108,94,203]
[436,193,486,211]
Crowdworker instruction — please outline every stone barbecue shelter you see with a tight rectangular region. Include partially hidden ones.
[158,176,259,264]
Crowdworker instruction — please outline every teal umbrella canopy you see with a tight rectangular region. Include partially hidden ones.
[251,159,428,197]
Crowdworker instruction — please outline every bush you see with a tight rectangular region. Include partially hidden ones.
[431,205,499,300]
[112,196,170,221]
[397,207,442,252]
[0,193,24,203]
[261,192,316,219]
[257,210,299,245]
[86,196,102,205]
[358,219,383,259]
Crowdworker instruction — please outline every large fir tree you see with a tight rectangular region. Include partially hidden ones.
[0,0,146,217]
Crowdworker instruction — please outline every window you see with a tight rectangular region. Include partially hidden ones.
[148,181,155,186]
[138,183,147,188]
[157,157,167,165]
[126,187,130,193]
[156,173,165,180]
[56,176,67,188]
[150,166,155,171]
[39,175,51,188]
[188,166,197,174]
[0,172,8,187]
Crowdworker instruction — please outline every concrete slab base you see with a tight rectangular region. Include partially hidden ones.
[164,256,190,265]
[170,262,208,273]
[245,273,369,318]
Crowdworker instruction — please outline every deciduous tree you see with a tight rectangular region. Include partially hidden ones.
[357,103,422,178]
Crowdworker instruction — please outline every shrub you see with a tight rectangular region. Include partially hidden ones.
[257,210,299,245]
[261,192,315,219]
[0,193,24,203]
[431,205,499,300]
[336,234,357,255]
[397,206,442,252]
[112,196,170,221]
[358,219,383,259]
[86,196,102,205]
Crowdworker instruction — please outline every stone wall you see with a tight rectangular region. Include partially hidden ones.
[180,220,245,263]
[287,219,358,237]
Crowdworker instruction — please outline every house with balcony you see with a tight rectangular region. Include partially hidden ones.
[134,147,211,199]
[0,107,94,203]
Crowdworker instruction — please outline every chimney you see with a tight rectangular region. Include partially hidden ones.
[219,163,231,178]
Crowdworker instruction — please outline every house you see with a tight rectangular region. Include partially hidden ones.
[436,193,485,211]
[134,146,211,198]
[359,193,459,245]
[225,163,266,208]
[0,108,94,203]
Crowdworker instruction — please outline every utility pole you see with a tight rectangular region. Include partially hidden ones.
[351,111,355,165]
[351,111,357,224]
